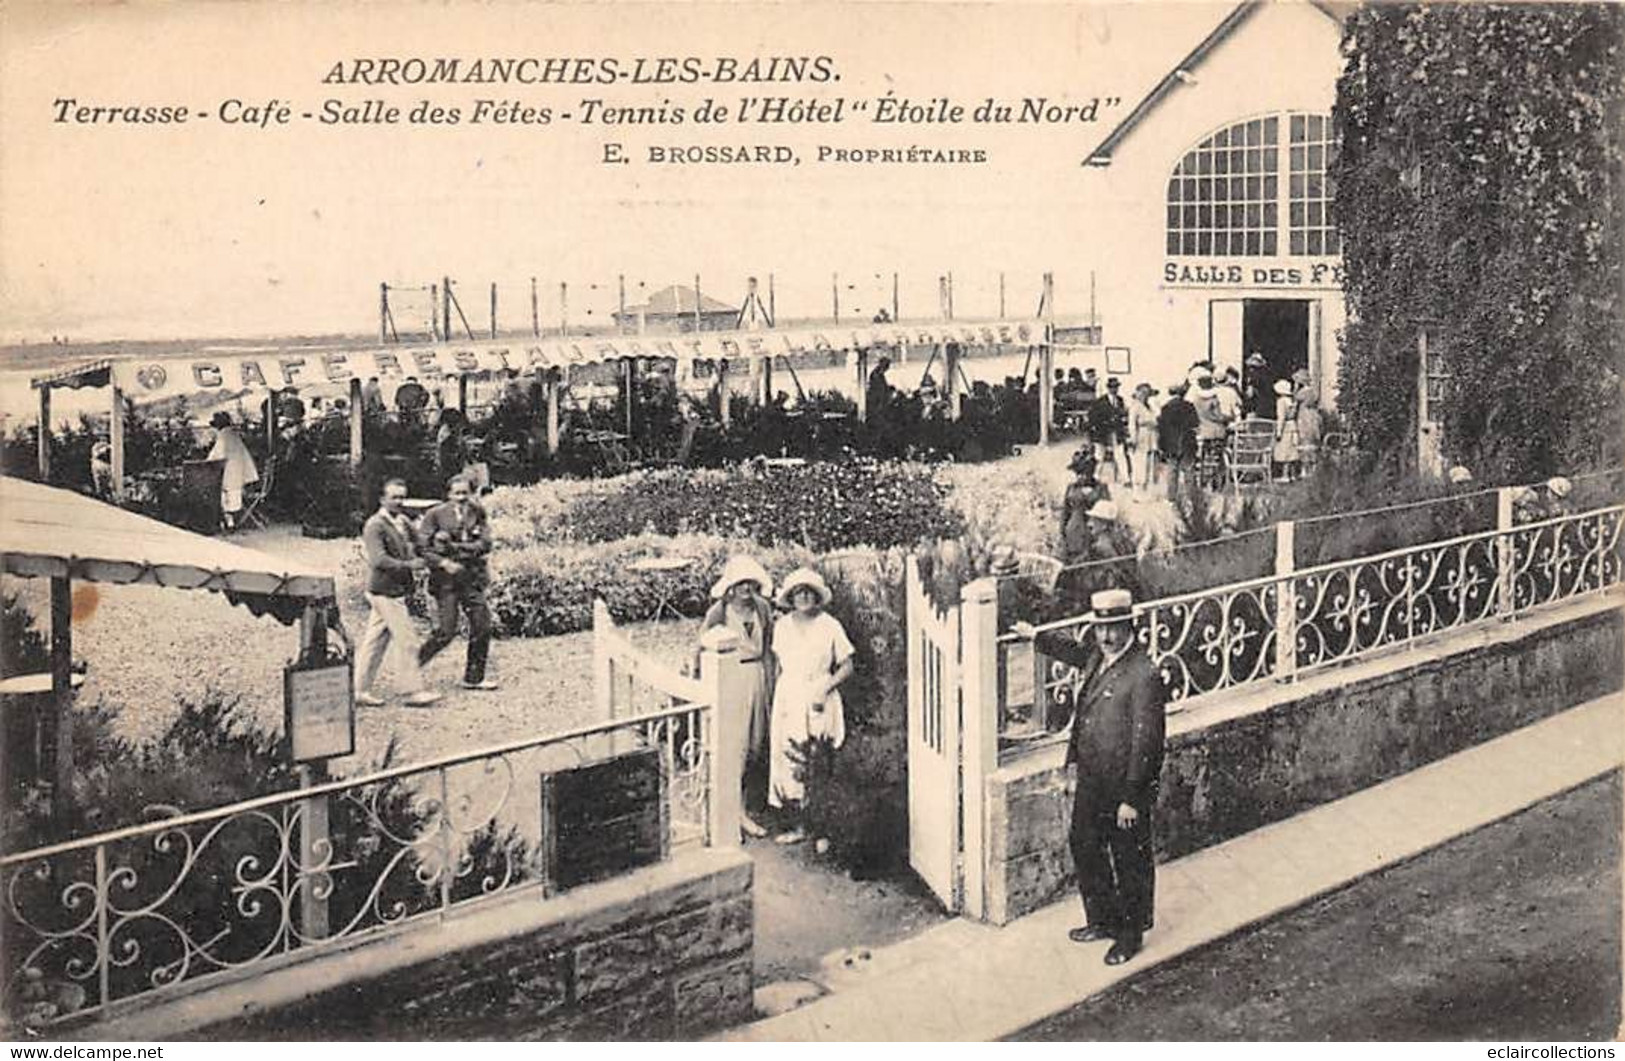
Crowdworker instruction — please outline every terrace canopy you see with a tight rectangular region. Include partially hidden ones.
[0,475,338,798]
[29,305,1065,496]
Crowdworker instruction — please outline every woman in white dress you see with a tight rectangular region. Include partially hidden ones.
[696,555,776,839]
[767,567,855,844]
[1271,379,1300,481]
[206,412,259,530]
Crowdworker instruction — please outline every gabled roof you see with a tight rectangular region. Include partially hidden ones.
[1082,0,1350,168]
[620,285,738,317]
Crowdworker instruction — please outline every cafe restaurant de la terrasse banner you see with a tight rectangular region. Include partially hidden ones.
[112,320,1049,402]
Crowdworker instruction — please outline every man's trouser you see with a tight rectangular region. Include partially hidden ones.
[418,580,492,684]
[1069,779,1156,940]
[356,593,426,695]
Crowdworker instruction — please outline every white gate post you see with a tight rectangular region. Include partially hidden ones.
[1274,520,1297,683]
[699,628,748,849]
[959,577,999,921]
[592,599,614,717]
[1496,486,1516,620]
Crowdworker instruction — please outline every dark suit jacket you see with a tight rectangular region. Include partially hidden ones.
[362,510,419,597]
[416,500,492,590]
[1035,631,1168,810]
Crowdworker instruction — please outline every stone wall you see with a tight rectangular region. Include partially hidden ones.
[108,849,753,1042]
[982,598,1623,925]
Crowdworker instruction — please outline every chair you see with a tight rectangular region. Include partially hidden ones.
[1228,418,1276,490]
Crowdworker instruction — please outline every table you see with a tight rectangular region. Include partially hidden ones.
[626,556,697,624]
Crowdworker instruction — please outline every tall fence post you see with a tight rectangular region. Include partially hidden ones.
[959,577,999,921]
[699,628,749,849]
[1274,519,1297,683]
[593,599,614,717]
[1496,486,1516,620]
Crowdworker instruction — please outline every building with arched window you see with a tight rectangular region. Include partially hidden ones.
[1082,0,1348,409]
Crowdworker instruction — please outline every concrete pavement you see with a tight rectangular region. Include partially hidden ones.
[718,692,1625,1042]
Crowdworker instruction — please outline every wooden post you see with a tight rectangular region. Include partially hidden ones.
[36,385,51,481]
[699,628,749,848]
[1039,272,1055,446]
[429,284,439,341]
[559,282,568,337]
[347,377,363,469]
[531,277,540,338]
[624,359,634,437]
[693,274,703,332]
[442,276,453,342]
[1496,486,1516,620]
[718,359,732,428]
[457,374,469,412]
[945,343,962,420]
[946,271,955,320]
[109,385,126,502]
[593,599,614,716]
[379,283,389,343]
[264,387,279,461]
[762,356,774,406]
[47,576,73,813]
[832,272,840,322]
[959,577,999,921]
[768,273,776,324]
[618,274,627,329]
[545,370,561,456]
[297,603,331,941]
[999,272,1006,319]
[1416,326,1442,480]
[855,348,870,423]
[892,272,900,322]
[1274,520,1297,683]
[489,282,498,339]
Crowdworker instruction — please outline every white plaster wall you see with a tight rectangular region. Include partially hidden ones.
[1081,1,1347,406]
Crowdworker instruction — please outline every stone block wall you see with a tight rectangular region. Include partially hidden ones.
[187,850,753,1042]
[983,600,1623,924]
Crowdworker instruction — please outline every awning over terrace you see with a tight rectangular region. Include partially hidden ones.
[0,475,335,622]
[28,319,1052,404]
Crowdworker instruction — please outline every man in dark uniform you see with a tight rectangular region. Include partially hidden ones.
[416,475,498,691]
[1013,588,1167,965]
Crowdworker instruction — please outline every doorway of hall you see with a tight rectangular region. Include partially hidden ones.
[1208,297,1313,417]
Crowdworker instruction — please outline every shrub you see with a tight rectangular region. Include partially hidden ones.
[560,461,963,553]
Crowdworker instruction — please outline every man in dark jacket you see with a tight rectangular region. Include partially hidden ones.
[1156,382,1199,500]
[416,475,498,691]
[1087,378,1128,483]
[1013,588,1167,965]
[354,478,440,707]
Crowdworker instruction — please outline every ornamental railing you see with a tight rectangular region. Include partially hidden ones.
[4,607,749,1031]
[999,503,1624,743]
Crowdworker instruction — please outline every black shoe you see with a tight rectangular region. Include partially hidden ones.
[1104,937,1142,966]
[1068,925,1115,944]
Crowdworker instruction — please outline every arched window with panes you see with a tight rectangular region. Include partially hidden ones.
[1165,112,1339,257]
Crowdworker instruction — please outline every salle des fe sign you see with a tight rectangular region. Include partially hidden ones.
[1162,260,1344,289]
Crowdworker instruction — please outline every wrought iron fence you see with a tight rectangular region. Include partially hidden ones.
[2,700,712,1029]
[1000,504,1624,741]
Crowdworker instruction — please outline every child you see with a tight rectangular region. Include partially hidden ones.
[767,567,854,845]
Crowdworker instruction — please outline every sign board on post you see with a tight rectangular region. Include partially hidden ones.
[284,660,355,763]
[539,746,668,894]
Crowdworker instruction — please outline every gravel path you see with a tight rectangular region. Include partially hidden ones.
[5,525,700,775]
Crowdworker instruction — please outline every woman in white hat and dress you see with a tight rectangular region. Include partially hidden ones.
[698,555,777,839]
[767,567,855,844]
[1271,379,1300,481]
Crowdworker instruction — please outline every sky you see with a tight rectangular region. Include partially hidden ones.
[0,1,1229,347]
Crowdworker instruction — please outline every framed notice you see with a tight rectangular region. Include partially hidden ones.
[284,660,355,764]
[539,746,668,894]
[1106,346,1133,375]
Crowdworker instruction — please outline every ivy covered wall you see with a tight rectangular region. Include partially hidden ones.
[1332,3,1624,479]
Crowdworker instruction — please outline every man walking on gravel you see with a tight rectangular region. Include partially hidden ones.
[1013,589,1167,965]
[354,478,441,708]
[416,475,499,691]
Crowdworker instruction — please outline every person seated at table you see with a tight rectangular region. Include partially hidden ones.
[697,555,778,840]
[206,412,259,531]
